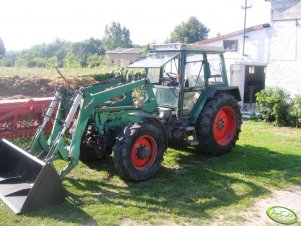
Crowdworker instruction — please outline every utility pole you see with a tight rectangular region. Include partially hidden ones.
[242,0,252,56]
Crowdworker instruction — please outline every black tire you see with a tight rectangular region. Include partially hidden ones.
[196,93,242,156]
[113,122,166,181]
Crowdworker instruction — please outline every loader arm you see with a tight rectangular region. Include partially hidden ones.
[28,79,121,159]
[49,78,158,179]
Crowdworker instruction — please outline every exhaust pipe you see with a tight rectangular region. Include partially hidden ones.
[0,139,65,214]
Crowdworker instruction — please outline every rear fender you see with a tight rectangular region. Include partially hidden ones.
[216,86,241,101]
[189,86,241,124]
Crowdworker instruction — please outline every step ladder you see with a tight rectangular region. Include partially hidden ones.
[185,126,199,146]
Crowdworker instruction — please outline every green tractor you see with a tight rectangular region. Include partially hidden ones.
[0,43,241,213]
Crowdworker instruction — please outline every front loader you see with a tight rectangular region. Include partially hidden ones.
[0,43,242,213]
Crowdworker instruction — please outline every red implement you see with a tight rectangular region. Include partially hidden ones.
[0,98,53,138]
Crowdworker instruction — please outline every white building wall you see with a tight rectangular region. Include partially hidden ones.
[202,28,269,81]
[202,23,301,97]
[265,21,301,96]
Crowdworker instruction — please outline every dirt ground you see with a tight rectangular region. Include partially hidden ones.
[243,185,301,226]
[0,76,97,100]
[218,185,301,226]
[119,186,301,226]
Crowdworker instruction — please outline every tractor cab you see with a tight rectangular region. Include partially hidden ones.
[128,51,179,108]
[128,43,230,118]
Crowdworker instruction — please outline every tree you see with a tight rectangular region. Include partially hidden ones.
[71,38,105,67]
[63,53,81,68]
[0,55,16,67]
[170,16,209,44]
[0,38,6,57]
[103,22,133,50]
[15,51,38,67]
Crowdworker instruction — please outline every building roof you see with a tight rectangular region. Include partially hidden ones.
[149,43,225,53]
[271,0,301,21]
[106,47,144,54]
[194,24,270,45]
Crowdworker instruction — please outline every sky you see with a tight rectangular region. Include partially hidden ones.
[0,0,271,51]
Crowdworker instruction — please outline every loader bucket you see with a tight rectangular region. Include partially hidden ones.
[0,139,65,214]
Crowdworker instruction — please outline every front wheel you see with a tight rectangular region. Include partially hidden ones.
[113,123,166,181]
[196,93,242,156]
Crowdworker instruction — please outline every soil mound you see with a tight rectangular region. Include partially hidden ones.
[0,76,97,100]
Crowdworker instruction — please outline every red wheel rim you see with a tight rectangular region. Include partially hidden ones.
[131,135,157,170]
[213,106,236,145]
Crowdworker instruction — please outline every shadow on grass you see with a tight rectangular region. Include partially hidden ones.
[25,199,93,224]
[22,142,301,224]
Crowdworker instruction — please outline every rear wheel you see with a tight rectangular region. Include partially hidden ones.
[113,123,166,181]
[196,93,241,156]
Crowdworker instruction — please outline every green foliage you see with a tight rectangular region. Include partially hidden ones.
[170,16,209,44]
[0,38,5,57]
[113,67,146,82]
[63,53,81,68]
[291,96,301,127]
[32,57,47,68]
[81,72,115,82]
[46,56,58,68]
[256,88,301,127]
[29,38,68,66]
[14,53,48,68]
[3,38,106,68]
[71,38,105,67]
[0,55,16,67]
[87,54,107,68]
[1,23,134,68]
[0,22,134,68]
[103,21,133,50]
[84,67,145,85]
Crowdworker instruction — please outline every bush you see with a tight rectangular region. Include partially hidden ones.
[32,57,47,68]
[86,54,108,68]
[256,88,301,127]
[81,68,146,84]
[291,96,301,127]
[46,56,58,68]
[83,72,115,82]
[0,56,15,67]
[63,53,81,68]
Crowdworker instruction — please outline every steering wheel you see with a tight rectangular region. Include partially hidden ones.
[165,72,178,79]
[161,72,179,86]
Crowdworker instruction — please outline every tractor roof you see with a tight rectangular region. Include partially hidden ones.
[128,43,225,68]
[149,43,225,54]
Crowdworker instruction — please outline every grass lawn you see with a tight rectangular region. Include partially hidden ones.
[1,121,301,225]
[0,66,116,78]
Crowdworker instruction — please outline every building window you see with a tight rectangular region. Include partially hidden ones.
[248,66,255,74]
[223,40,238,52]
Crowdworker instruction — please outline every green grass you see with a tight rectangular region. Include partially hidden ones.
[0,66,116,78]
[1,121,301,225]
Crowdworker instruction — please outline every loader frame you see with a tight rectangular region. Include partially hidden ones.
[30,78,158,179]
